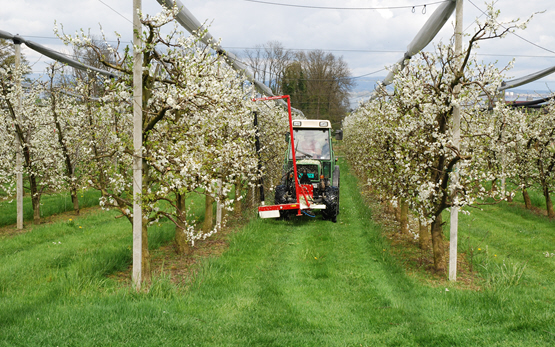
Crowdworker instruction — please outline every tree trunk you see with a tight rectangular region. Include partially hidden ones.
[174,224,189,254]
[395,198,401,221]
[523,188,532,210]
[53,101,79,215]
[543,187,554,219]
[539,164,554,218]
[431,214,446,272]
[245,184,254,209]
[234,179,243,217]
[418,219,430,250]
[28,174,41,224]
[506,190,513,202]
[175,192,189,254]
[400,200,409,234]
[203,194,214,232]
[70,188,80,215]
[491,178,497,192]
[31,193,41,224]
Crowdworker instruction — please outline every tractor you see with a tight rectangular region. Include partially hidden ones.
[256,110,340,222]
[255,95,340,222]
[275,119,340,221]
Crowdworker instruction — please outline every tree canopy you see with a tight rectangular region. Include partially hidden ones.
[243,42,353,128]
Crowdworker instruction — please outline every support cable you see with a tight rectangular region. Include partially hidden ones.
[367,0,457,101]
[0,29,119,79]
[154,0,305,116]
[467,0,555,55]
[243,0,449,11]
[466,0,555,91]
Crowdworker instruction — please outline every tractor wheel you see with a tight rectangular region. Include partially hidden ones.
[331,165,340,216]
[322,186,339,223]
[274,185,292,220]
[332,165,340,188]
[274,185,288,204]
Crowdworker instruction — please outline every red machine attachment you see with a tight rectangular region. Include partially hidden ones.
[253,95,308,218]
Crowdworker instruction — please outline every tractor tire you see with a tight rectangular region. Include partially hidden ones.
[332,165,340,188]
[322,186,339,223]
[274,185,288,205]
[274,184,292,220]
[331,165,340,217]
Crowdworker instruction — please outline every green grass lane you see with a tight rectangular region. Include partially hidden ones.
[447,202,555,283]
[0,159,554,346]
[191,163,441,346]
[0,210,176,344]
[0,189,101,227]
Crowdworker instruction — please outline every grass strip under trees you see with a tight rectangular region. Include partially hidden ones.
[0,189,101,227]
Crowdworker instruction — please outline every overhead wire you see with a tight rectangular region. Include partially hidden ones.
[23,35,122,45]
[462,0,490,33]
[21,46,93,65]
[233,47,406,53]
[248,67,386,83]
[243,0,450,11]
[17,36,555,60]
[467,0,555,55]
[20,36,407,54]
[97,0,133,24]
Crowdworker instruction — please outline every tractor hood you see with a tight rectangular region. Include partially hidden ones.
[296,159,321,166]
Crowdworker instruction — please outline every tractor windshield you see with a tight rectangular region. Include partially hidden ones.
[289,129,330,159]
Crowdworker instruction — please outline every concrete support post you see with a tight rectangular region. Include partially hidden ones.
[132,0,143,290]
[449,0,463,282]
[500,92,507,193]
[14,40,24,230]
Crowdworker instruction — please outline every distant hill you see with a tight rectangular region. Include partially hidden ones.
[348,76,553,108]
[348,76,383,109]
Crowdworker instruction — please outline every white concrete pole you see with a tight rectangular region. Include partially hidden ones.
[132,0,143,290]
[449,0,463,282]
[215,60,223,226]
[14,39,23,230]
[500,92,506,193]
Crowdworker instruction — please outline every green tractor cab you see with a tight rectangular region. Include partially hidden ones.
[274,120,340,222]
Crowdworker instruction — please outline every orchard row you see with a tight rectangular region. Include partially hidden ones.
[343,4,554,272]
[0,8,291,264]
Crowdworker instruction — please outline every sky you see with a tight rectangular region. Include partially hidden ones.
[2,0,555,102]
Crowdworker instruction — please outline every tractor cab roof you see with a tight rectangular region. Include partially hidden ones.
[292,120,332,129]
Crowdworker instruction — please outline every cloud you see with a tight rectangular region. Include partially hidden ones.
[377,9,394,20]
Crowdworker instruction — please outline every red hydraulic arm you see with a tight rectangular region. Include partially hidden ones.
[253,95,309,216]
